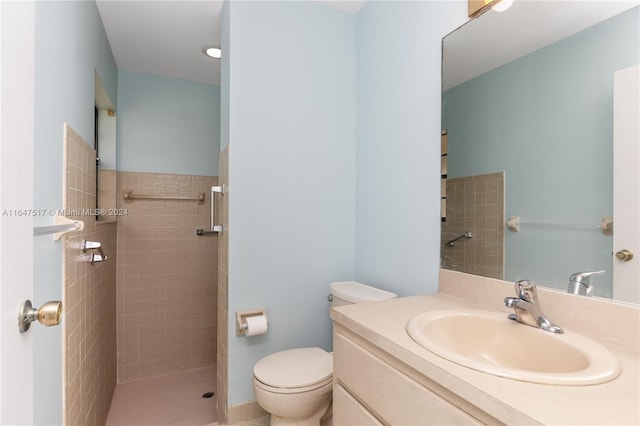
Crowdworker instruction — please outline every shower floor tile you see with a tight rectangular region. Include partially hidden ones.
[106,366,217,426]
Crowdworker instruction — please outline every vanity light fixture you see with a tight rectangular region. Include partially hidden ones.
[492,0,513,12]
[203,46,222,59]
[468,0,513,18]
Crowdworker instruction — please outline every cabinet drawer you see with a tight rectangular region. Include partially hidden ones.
[334,384,383,426]
[334,333,479,425]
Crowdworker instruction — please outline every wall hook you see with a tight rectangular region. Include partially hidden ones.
[83,240,108,264]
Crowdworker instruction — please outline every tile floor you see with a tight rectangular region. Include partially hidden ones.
[106,366,217,426]
[209,415,270,426]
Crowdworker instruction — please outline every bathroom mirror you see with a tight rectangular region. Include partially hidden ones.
[95,72,118,222]
[441,1,639,301]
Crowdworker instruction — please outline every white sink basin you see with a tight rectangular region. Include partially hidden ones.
[406,309,621,385]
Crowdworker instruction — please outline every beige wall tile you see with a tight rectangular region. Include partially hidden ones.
[217,145,229,424]
[63,124,117,426]
[442,172,505,279]
[116,171,218,382]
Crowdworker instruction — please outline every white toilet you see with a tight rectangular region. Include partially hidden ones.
[252,281,397,425]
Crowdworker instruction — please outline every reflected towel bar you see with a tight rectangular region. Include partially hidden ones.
[507,216,610,233]
[123,190,205,203]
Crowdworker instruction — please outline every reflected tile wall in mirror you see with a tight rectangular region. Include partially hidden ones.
[442,172,505,279]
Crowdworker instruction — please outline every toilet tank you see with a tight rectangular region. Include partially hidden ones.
[329,281,397,308]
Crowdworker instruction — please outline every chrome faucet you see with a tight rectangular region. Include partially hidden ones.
[504,280,564,334]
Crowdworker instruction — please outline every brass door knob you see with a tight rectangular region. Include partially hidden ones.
[18,300,62,333]
[615,249,634,262]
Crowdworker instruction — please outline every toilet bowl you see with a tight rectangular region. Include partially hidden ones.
[253,281,397,425]
[253,347,333,426]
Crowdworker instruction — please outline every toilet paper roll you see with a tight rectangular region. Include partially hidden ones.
[244,315,268,337]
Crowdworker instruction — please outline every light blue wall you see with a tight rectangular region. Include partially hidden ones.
[33,1,117,424]
[354,1,468,296]
[222,0,470,406]
[117,70,220,176]
[442,7,639,297]
[224,1,356,405]
[220,1,230,150]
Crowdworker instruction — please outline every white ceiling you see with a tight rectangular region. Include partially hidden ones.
[96,1,224,85]
[444,1,639,90]
[96,0,366,86]
[96,1,638,88]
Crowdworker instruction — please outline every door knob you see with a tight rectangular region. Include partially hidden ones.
[18,300,62,333]
[615,249,634,262]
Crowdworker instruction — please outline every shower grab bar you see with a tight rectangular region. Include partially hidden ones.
[123,190,205,203]
[445,231,473,247]
[196,184,225,235]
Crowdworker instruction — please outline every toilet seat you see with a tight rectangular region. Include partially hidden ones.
[253,375,332,395]
[253,347,332,392]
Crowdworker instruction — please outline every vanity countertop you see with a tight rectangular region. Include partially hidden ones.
[330,275,640,425]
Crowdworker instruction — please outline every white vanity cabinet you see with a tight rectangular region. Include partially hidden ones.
[333,384,383,426]
[333,324,494,426]
[331,279,639,426]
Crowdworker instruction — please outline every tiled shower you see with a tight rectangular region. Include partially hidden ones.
[115,172,218,382]
[62,129,220,424]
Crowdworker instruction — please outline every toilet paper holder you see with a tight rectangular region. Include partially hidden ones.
[236,309,268,335]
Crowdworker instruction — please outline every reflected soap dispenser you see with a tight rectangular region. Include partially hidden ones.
[568,270,605,296]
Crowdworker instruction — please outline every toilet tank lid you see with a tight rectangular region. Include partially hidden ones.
[254,347,332,389]
[330,281,397,304]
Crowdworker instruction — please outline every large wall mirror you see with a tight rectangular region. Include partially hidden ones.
[441,1,639,302]
[95,72,118,222]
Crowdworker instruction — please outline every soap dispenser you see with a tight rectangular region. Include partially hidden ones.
[568,270,605,296]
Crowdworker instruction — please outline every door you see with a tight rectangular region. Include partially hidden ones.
[613,64,640,304]
[1,1,36,424]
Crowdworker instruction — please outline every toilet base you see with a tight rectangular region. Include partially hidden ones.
[270,399,331,426]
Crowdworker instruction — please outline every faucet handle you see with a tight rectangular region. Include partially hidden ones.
[569,270,604,284]
[568,270,605,296]
[514,279,537,302]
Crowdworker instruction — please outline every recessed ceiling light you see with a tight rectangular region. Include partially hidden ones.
[203,46,222,59]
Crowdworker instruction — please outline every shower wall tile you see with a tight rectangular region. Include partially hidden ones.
[442,172,505,279]
[63,124,118,426]
[116,171,218,382]
[217,145,229,424]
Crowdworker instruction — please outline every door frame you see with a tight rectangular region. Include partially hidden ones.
[613,64,640,304]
